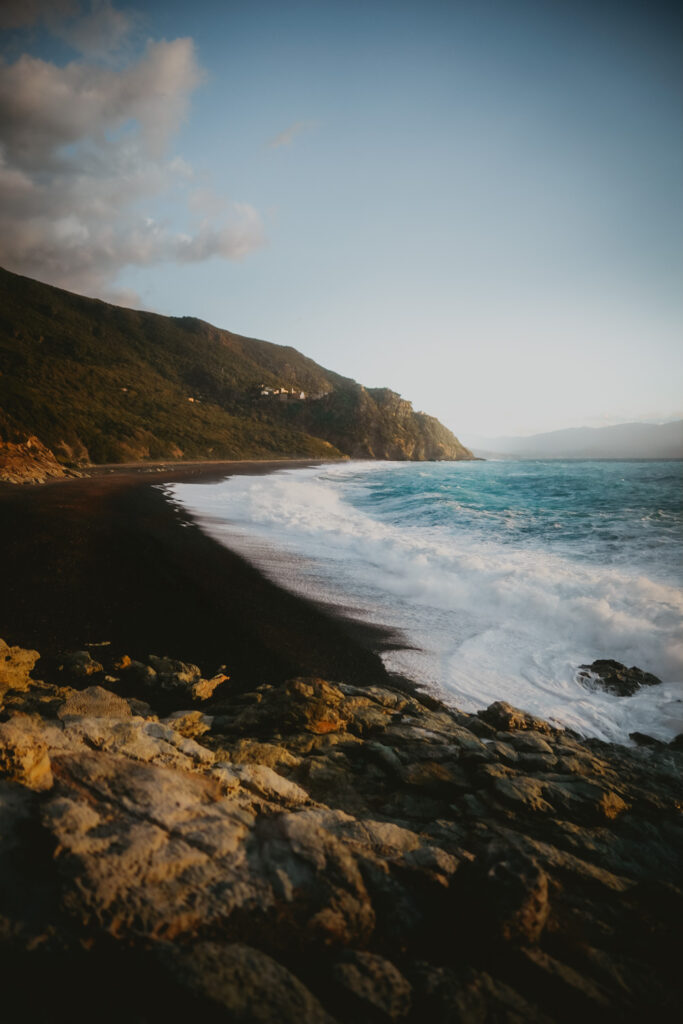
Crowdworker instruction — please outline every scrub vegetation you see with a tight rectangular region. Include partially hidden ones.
[0,267,472,465]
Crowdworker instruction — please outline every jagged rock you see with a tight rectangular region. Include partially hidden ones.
[541,779,629,822]
[0,641,681,1021]
[63,716,216,769]
[0,436,68,484]
[516,947,614,1014]
[402,843,462,878]
[505,732,554,754]
[479,701,554,734]
[148,654,201,689]
[629,731,664,748]
[577,660,662,697]
[1,677,72,718]
[0,638,39,696]
[59,650,104,681]
[44,751,258,938]
[339,683,411,711]
[225,738,302,771]
[252,808,376,946]
[156,941,335,1023]
[0,717,53,790]
[126,696,155,718]
[57,685,132,720]
[518,752,559,771]
[410,964,553,1024]
[193,671,230,701]
[493,775,554,814]
[211,762,311,806]
[212,678,397,743]
[331,950,412,1019]
[6,707,214,775]
[147,655,228,701]
[486,739,519,764]
[480,847,550,944]
[163,709,212,738]
[114,655,157,687]
[114,654,229,705]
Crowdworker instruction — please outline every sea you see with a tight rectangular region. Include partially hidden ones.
[166,460,683,745]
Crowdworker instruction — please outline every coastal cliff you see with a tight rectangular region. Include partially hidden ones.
[280,385,472,460]
[0,638,680,1022]
[0,267,474,472]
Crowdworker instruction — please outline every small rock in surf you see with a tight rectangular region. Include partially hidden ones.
[577,659,662,697]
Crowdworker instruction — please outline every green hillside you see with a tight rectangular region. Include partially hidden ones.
[0,267,473,465]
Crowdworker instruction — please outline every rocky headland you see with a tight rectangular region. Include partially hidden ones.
[0,636,681,1023]
[0,266,474,470]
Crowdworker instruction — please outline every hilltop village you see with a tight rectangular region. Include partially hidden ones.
[258,384,307,400]
[256,384,330,401]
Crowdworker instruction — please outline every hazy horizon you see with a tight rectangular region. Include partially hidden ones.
[462,417,683,446]
[1,0,681,437]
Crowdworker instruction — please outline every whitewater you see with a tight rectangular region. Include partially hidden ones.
[167,460,683,744]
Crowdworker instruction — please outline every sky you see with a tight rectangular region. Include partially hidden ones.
[0,0,681,439]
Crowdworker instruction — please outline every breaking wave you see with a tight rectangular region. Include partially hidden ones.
[167,460,683,744]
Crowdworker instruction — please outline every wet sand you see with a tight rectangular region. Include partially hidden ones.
[0,460,392,687]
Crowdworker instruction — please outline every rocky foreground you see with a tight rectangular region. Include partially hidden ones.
[0,639,681,1022]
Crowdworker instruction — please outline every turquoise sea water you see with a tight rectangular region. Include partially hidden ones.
[341,460,683,582]
[169,460,683,742]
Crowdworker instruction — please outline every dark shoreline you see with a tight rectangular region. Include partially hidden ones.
[0,459,402,691]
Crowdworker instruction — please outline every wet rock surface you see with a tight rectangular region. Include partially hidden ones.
[577,660,662,697]
[0,643,681,1022]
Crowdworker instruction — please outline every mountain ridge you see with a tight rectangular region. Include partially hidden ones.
[0,267,473,470]
[467,420,683,460]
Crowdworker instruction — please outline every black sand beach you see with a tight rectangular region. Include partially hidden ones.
[0,460,393,688]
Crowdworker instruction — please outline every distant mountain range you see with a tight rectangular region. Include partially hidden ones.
[0,268,473,467]
[466,421,683,460]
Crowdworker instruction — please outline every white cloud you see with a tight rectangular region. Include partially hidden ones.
[268,120,315,148]
[53,0,135,58]
[0,5,264,301]
[0,38,200,165]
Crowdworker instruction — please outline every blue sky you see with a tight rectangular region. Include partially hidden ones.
[1,0,681,437]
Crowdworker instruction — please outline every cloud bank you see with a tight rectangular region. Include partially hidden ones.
[0,2,264,302]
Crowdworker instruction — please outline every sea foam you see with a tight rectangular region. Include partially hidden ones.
[167,460,683,744]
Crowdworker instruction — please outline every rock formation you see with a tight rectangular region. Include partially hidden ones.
[0,436,72,484]
[0,641,681,1021]
[577,660,662,697]
[282,385,472,460]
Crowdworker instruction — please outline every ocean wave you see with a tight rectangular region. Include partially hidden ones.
[168,461,683,743]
